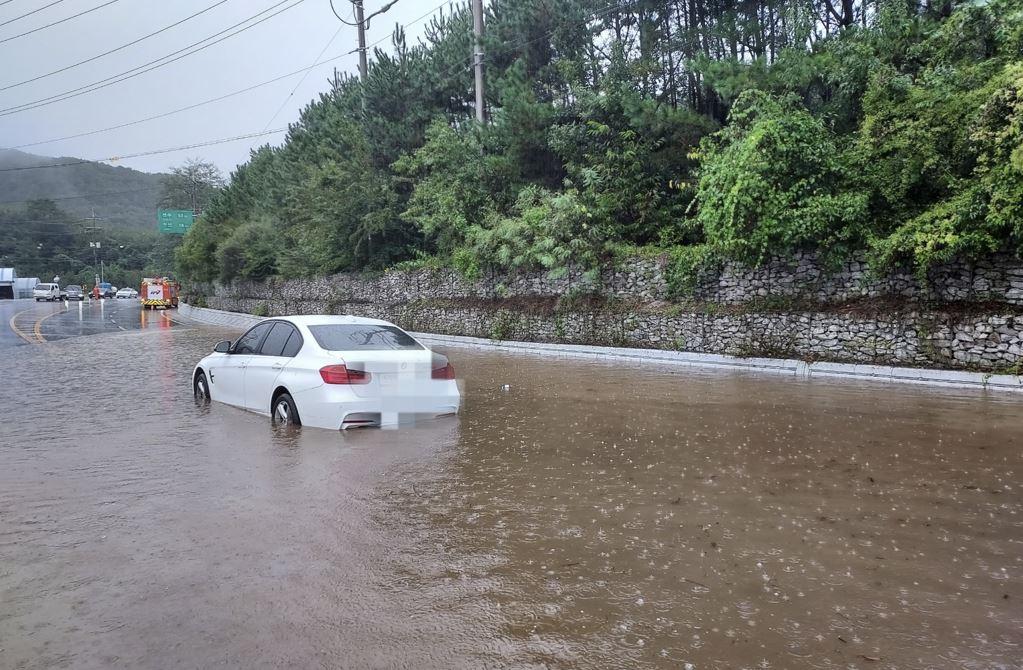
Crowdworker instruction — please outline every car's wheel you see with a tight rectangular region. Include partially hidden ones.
[271,393,300,427]
[193,371,211,403]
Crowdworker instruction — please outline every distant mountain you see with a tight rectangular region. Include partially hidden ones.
[0,149,168,230]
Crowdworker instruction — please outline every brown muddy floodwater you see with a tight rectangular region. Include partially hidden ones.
[1,321,1021,669]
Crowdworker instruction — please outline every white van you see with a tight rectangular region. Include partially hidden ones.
[33,282,60,301]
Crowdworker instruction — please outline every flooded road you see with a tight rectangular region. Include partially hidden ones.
[1,316,1020,669]
[0,298,174,346]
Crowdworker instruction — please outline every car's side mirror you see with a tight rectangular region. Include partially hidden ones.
[214,340,232,353]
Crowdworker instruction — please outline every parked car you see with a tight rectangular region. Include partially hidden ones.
[192,315,461,430]
[115,287,138,299]
[64,285,85,301]
[33,282,61,301]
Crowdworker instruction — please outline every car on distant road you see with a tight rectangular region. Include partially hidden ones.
[191,315,461,430]
[115,287,139,299]
[33,282,61,301]
[95,282,115,299]
[64,285,85,301]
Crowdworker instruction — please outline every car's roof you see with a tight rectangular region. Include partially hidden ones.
[272,314,399,328]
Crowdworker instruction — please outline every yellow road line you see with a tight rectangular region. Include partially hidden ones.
[32,305,70,343]
[8,308,38,344]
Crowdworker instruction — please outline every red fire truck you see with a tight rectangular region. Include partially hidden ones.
[141,277,179,309]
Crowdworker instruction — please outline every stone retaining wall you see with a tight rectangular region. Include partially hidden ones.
[195,252,1023,372]
[203,251,1023,308]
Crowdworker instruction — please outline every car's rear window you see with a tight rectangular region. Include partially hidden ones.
[307,324,423,351]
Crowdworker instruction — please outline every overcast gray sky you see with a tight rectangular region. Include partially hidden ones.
[0,0,462,176]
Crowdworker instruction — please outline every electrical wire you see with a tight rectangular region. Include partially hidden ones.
[254,22,345,140]
[0,1,228,85]
[0,0,65,28]
[0,186,162,207]
[2,219,116,226]
[1,0,621,173]
[0,128,287,172]
[0,0,120,45]
[329,0,358,26]
[6,1,450,150]
[0,0,306,117]
[363,0,446,51]
[7,53,352,150]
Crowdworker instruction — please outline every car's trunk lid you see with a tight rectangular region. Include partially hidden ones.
[327,350,434,398]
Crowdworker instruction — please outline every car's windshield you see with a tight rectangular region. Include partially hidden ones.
[307,324,423,351]
[67,285,81,291]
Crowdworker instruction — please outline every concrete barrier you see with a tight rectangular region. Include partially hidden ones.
[178,303,1022,394]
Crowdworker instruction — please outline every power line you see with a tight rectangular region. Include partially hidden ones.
[0,186,162,207]
[0,1,227,84]
[0,128,287,172]
[0,222,102,231]
[364,0,446,51]
[0,0,306,117]
[7,57,344,150]
[0,0,120,45]
[0,0,66,28]
[6,2,451,151]
[255,22,344,139]
[328,0,359,27]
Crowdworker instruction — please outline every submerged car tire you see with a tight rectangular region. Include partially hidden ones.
[194,371,211,403]
[271,393,300,427]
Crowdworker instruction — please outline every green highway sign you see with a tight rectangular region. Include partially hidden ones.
[157,209,195,234]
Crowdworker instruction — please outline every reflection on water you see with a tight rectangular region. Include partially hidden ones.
[0,325,1020,669]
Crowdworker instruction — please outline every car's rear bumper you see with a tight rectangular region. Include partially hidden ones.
[291,381,461,430]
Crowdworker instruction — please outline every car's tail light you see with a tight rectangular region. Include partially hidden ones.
[431,362,455,380]
[320,364,371,385]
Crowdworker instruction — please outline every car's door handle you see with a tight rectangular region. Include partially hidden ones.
[272,363,284,370]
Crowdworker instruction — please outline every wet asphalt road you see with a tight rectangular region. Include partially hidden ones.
[0,298,173,347]
[1,308,1021,669]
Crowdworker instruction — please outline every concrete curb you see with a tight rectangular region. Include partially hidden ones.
[180,303,266,330]
[178,303,1023,394]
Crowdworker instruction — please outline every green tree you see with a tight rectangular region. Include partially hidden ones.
[693,90,868,264]
[161,158,226,214]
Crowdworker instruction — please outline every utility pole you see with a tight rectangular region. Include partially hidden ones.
[354,0,368,82]
[472,0,485,123]
[329,0,401,86]
[82,209,103,235]
[82,209,104,286]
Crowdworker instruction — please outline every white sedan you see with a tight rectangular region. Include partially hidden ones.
[192,315,461,429]
[115,287,139,299]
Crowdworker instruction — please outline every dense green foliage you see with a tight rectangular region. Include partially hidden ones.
[180,0,1023,285]
[0,149,166,230]
[0,199,180,288]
